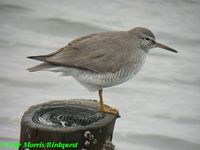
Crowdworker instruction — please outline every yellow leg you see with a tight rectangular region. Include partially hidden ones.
[98,89,118,114]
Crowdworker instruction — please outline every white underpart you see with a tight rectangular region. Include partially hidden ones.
[46,54,146,92]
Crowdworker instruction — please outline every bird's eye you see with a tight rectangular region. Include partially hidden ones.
[145,37,150,41]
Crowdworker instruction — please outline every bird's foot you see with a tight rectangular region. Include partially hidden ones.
[99,106,119,115]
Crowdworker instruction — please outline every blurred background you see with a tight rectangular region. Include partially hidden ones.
[0,0,200,149]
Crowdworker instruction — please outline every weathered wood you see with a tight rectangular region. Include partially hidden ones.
[19,99,119,150]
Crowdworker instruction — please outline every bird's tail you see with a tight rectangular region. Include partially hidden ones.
[27,63,55,72]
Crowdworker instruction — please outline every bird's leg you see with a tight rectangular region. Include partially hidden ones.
[98,89,118,115]
[98,89,105,111]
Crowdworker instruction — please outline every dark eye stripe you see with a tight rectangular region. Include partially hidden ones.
[145,37,150,40]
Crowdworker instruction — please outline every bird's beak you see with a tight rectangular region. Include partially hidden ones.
[154,41,178,53]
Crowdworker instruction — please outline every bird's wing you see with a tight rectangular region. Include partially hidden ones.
[43,32,134,73]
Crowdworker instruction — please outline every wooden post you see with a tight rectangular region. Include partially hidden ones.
[19,99,119,150]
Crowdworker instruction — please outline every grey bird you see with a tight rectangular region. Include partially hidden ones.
[27,27,177,114]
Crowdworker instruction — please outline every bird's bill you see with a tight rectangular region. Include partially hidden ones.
[154,42,178,53]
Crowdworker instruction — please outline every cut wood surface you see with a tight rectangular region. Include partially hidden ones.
[19,99,119,150]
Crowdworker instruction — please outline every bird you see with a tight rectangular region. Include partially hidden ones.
[27,27,177,114]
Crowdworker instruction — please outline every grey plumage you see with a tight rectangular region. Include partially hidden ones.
[28,27,177,91]
[28,27,156,73]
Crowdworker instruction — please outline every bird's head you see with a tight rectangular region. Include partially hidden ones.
[129,27,178,53]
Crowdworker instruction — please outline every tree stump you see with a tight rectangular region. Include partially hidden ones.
[19,99,119,150]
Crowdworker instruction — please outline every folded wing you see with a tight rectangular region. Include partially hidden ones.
[29,31,134,73]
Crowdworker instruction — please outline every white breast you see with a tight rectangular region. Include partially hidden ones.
[74,53,146,91]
